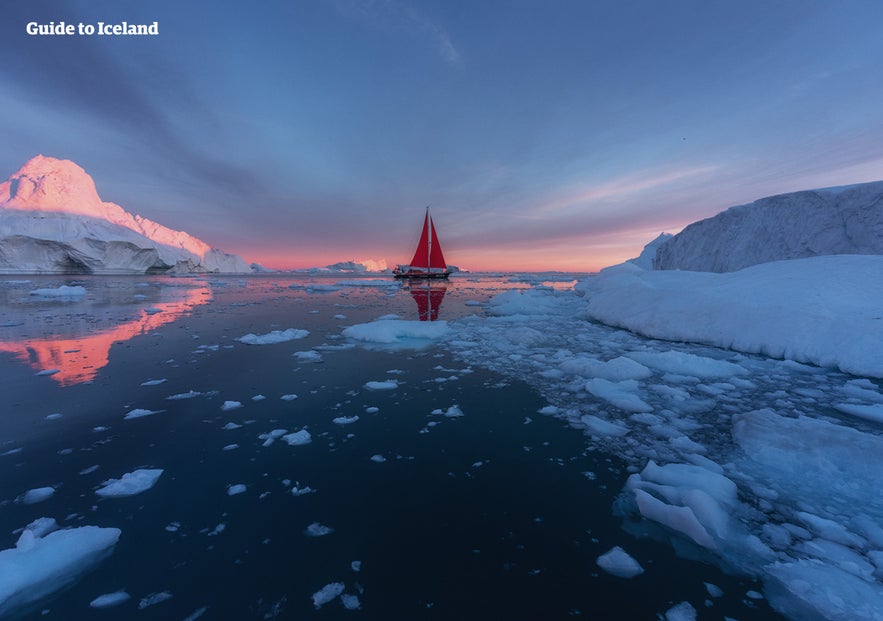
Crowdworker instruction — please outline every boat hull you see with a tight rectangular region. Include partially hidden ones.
[393,271,451,280]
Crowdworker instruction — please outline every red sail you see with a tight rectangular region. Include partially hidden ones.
[408,211,431,268]
[428,217,447,269]
[407,211,447,270]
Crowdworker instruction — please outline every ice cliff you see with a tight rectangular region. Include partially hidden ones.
[653,180,883,272]
[0,155,250,274]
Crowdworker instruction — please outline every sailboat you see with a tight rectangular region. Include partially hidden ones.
[393,207,452,279]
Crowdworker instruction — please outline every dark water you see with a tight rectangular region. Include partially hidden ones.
[0,275,783,620]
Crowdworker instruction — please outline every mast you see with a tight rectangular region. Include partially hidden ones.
[426,205,432,269]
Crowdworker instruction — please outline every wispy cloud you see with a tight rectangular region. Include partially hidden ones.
[329,0,461,64]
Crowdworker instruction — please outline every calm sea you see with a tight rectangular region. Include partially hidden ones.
[0,274,782,620]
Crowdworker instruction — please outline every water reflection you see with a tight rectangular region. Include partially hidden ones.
[407,280,447,321]
[0,280,209,386]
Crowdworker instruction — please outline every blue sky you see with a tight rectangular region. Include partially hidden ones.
[3,0,883,270]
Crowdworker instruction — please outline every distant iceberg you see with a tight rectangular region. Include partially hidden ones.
[0,155,250,274]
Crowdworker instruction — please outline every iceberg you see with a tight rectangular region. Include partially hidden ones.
[0,156,250,274]
[653,180,883,272]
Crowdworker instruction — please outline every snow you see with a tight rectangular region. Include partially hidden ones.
[0,525,121,617]
[596,546,644,578]
[236,328,309,345]
[0,156,250,274]
[90,590,131,608]
[343,319,450,348]
[580,255,883,378]
[95,468,163,497]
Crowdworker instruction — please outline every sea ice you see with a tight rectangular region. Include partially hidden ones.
[343,319,450,347]
[664,601,696,621]
[236,328,309,345]
[220,401,242,411]
[305,523,334,537]
[138,591,172,609]
[140,378,167,386]
[364,380,398,390]
[90,590,131,608]
[596,546,644,578]
[123,408,163,420]
[0,525,121,617]
[227,484,247,496]
[28,285,86,298]
[95,469,163,497]
[341,593,361,610]
[332,416,359,425]
[17,487,55,505]
[293,350,323,363]
[312,582,345,608]
[282,430,312,446]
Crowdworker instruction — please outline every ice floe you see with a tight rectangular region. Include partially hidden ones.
[596,546,644,578]
[236,328,309,345]
[28,285,86,298]
[17,487,55,505]
[95,469,163,497]
[343,319,450,348]
[90,590,131,608]
[0,525,121,617]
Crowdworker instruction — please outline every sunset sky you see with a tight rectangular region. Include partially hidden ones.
[3,0,883,271]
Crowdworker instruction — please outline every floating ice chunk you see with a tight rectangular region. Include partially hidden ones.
[341,593,361,610]
[370,454,387,463]
[252,394,266,401]
[222,422,242,431]
[90,590,131,608]
[834,402,883,424]
[580,414,630,437]
[443,405,464,417]
[291,485,315,496]
[332,416,360,425]
[23,518,58,538]
[312,582,345,608]
[44,413,62,420]
[124,408,163,420]
[221,401,242,412]
[351,560,362,572]
[140,379,167,386]
[585,378,652,413]
[343,319,450,348]
[29,285,86,298]
[0,525,121,618]
[560,355,653,381]
[704,582,723,598]
[596,546,644,578]
[626,350,747,378]
[182,606,208,621]
[236,328,309,345]
[280,394,298,401]
[138,591,172,609]
[365,406,379,413]
[222,444,239,451]
[487,288,567,316]
[664,601,696,621]
[293,350,323,363]
[95,469,163,498]
[18,487,55,505]
[227,484,247,496]
[166,390,202,400]
[364,380,398,390]
[305,522,334,537]
[207,524,225,536]
[282,430,312,446]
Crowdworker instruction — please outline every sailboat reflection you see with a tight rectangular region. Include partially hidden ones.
[0,282,209,386]
[408,280,447,321]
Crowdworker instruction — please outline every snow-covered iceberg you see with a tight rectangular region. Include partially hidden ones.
[0,155,250,274]
[653,180,883,272]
